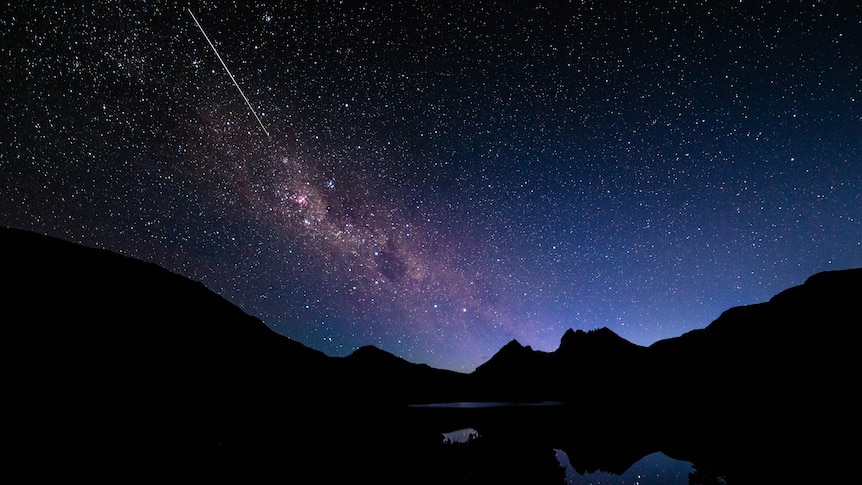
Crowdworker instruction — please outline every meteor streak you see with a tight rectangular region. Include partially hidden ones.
[188,8,270,137]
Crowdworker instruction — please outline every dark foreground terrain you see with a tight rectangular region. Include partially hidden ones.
[3,227,858,483]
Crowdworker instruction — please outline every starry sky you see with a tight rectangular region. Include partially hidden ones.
[2,1,860,372]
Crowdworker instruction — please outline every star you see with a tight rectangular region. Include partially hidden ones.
[0,1,860,373]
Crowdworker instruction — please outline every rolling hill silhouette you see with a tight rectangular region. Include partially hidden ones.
[3,226,858,482]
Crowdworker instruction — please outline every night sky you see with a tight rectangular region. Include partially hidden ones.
[2,1,860,372]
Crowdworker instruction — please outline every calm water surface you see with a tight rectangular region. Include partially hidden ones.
[555,450,694,485]
[441,424,694,485]
[411,401,565,409]
[415,402,697,483]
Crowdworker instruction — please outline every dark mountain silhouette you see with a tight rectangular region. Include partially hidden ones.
[3,226,337,467]
[336,344,472,404]
[3,226,859,483]
[465,267,860,482]
[471,326,649,402]
[641,267,860,481]
[0,226,466,480]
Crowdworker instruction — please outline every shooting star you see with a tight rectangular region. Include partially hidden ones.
[188,8,270,137]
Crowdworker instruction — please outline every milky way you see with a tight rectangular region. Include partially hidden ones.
[2,2,860,371]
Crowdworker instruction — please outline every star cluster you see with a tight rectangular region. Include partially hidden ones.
[2,1,860,372]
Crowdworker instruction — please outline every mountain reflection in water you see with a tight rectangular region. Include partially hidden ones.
[438,414,694,485]
[556,450,694,485]
[442,427,480,443]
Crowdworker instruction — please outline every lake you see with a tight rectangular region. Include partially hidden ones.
[411,400,566,409]
[440,425,695,485]
[405,401,703,484]
[559,450,693,485]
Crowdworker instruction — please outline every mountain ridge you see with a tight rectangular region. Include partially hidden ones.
[5,225,858,384]
[7,225,855,375]
[3,226,859,482]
